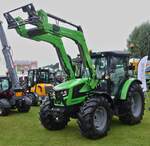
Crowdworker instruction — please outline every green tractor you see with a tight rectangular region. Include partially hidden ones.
[4,4,145,139]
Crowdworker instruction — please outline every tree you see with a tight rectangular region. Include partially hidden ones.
[127,22,150,58]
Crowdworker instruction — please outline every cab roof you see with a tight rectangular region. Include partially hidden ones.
[73,51,130,63]
[91,51,130,58]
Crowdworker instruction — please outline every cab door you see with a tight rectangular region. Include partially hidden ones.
[109,56,128,96]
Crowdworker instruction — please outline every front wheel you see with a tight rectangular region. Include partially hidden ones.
[39,100,69,130]
[119,83,144,125]
[17,100,31,113]
[78,96,112,139]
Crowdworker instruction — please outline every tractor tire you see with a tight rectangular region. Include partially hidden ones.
[119,83,144,125]
[17,100,31,113]
[78,96,112,139]
[39,100,68,130]
[0,104,9,116]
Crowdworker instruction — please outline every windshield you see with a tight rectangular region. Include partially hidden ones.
[75,56,107,79]
[28,70,51,87]
[38,71,50,83]
[28,70,51,86]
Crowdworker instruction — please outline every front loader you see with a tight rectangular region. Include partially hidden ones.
[0,21,31,116]
[4,3,145,139]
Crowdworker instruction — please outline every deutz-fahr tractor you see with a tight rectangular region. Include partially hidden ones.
[4,3,145,139]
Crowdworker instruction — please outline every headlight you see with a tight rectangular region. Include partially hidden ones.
[55,89,68,99]
[60,90,68,97]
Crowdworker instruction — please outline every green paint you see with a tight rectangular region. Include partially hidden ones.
[120,78,137,100]
[54,78,89,91]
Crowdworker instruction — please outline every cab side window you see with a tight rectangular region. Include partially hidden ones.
[110,56,127,95]
[95,57,107,79]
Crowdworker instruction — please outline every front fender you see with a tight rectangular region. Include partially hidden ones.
[120,78,142,100]
[91,91,113,107]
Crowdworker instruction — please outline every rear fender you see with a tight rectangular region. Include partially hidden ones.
[120,78,142,100]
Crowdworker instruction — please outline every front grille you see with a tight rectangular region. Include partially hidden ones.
[55,91,62,101]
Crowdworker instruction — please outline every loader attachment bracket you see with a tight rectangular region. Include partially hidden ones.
[4,3,81,31]
[4,3,39,29]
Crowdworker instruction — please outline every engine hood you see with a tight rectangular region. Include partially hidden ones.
[54,78,89,91]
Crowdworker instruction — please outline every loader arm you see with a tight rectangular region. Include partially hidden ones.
[4,4,96,87]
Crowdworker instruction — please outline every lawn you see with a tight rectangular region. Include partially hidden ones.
[0,98,150,146]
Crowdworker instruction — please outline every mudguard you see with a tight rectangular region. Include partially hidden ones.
[0,98,11,108]
[91,91,113,106]
[120,78,142,100]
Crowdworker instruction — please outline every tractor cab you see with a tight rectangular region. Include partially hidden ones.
[91,51,130,96]
[73,51,130,96]
[0,76,13,99]
[27,69,51,88]
[28,67,65,88]
[27,68,54,105]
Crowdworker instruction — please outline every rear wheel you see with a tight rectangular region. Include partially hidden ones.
[78,96,112,139]
[119,83,144,124]
[39,100,69,130]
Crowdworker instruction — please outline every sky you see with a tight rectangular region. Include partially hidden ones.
[0,0,150,74]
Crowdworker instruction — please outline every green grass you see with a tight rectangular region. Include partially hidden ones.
[0,99,150,146]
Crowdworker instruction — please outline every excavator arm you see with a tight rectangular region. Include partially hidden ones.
[0,21,20,90]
